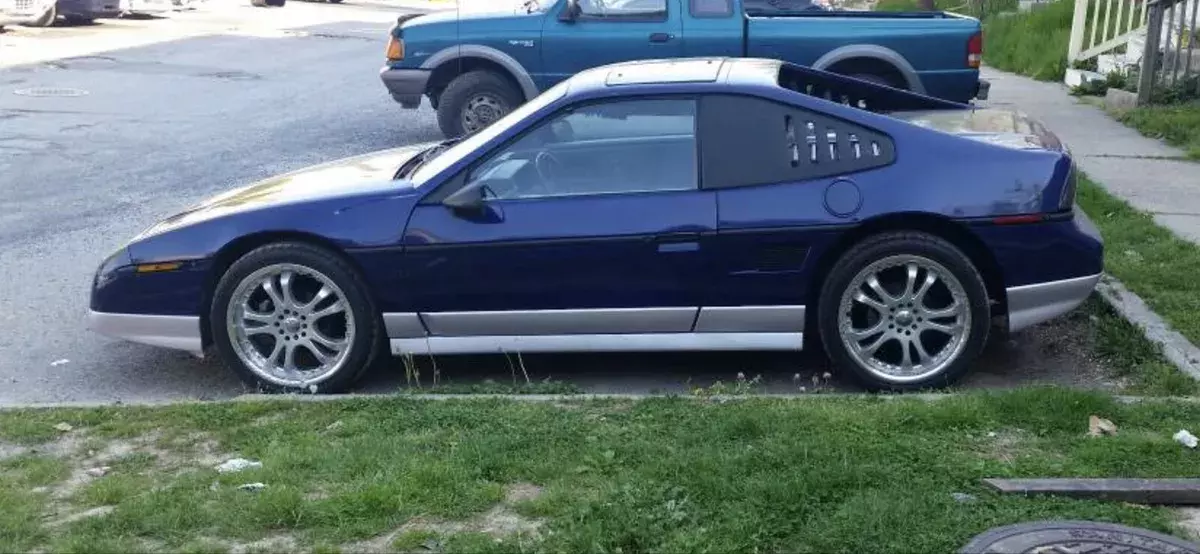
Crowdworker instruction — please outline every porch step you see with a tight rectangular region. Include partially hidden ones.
[1064,68,1106,87]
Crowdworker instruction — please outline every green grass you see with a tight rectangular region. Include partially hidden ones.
[1077,174,1200,348]
[3,391,1200,552]
[982,0,1074,81]
[1115,102,1200,160]
[1083,299,1198,396]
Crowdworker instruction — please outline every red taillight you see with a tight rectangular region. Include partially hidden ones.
[992,214,1045,225]
[967,31,982,68]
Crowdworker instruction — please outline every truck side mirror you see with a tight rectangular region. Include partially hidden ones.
[558,0,581,22]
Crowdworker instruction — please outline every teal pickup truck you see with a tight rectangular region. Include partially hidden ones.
[380,0,988,138]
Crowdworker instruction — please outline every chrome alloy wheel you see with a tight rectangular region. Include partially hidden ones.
[225,263,355,388]
[836,254,971,383]
[461,93,508,134]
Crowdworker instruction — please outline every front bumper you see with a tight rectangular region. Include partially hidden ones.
[88,310,204,355]
[976,79,991,101]
[380,67,430,109]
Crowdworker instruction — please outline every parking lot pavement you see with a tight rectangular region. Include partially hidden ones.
[0,7,1123,404]
[0,0,406,68]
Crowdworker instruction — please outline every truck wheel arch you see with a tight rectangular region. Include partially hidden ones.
[812,45,926,95]
[420,45,539,108]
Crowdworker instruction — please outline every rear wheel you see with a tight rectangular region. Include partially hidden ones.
[817,232,990,391]
[436,70,521,138]
[210,242,382,393]
[62,14,95,25]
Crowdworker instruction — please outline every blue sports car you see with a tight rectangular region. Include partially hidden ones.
[89,58,1103,393]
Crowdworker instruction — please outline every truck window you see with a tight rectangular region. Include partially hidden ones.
[690,0,732,17]
[698,94,895,189]
[579,0,668,20]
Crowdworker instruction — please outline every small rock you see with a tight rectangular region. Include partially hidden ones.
[215,458,262,474]
[53,422,73,432]
[50,359,69,367]
[1088,415,1118,437]
[987,431,997,438]
[797,386,807,393]
[1175,429,1198,449]
[237,482,267,492]
[84,466,110,478]
[325,420,344,431]
[821,372,832,381]
[209,481,220,492]
[951,492,977,503]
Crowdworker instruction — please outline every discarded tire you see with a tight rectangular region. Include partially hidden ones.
[959,520,1200,554]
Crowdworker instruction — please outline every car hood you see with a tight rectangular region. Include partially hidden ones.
[892,108,1065,152]
[135,143,437,240]
[404,1,543,28]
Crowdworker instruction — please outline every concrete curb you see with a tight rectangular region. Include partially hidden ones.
[1095,274,1200,382]
[6,391,1200,411]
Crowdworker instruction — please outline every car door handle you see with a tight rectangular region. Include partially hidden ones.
[649,32,674,43]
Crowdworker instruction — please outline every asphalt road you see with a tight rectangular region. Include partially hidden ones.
[0,3,1118,404]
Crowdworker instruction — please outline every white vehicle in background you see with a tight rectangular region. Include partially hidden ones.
[0,0,56,28]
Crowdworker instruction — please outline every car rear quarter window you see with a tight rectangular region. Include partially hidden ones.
[698,94,895,189]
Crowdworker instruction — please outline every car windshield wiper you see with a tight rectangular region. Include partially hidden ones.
[395,137,462,180]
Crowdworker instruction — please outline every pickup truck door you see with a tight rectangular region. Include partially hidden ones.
[538,0,685,90]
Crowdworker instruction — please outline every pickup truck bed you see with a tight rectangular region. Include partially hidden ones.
[380,0,989,138]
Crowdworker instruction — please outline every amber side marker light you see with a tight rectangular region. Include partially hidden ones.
[386,36,405,62]
[136,262,183,273]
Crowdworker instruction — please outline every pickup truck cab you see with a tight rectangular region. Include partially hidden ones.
[380,0,989,138]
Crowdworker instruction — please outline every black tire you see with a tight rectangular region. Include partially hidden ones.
[436,70,522,139]
[328,0,344,4]
[210,242,384,394]
[62,15,95,25]
[816,231,990,391]
[265,0,285,6]
[26,4,56,27]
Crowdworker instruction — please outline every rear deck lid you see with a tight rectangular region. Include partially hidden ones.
[891,108,1065,152]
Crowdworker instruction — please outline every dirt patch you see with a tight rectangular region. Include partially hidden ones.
[978,429,1029,464]
[963,311,1129,390]
[46,505,114,528]
[0,441,30,461]
[504,482,544,504]
[343,483,546,553]
[1177,508,1200,541]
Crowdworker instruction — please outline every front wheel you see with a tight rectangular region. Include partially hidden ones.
[817,231,991,391]
[436,70,521,138]
[210,242,383,393]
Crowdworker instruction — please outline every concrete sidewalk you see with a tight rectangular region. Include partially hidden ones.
[980,67,1200,243]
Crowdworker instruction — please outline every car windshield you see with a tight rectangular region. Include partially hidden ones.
[409,80,571,187]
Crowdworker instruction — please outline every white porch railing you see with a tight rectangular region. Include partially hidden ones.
[1067,0,1151,63]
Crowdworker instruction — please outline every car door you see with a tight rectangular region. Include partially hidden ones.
[537,0,685,90]
[401,96,716,338]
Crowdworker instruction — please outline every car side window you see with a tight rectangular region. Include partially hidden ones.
[698,94,896,189]
[690,0,732,17]
[579,0,667,19]
[465,98,698,201]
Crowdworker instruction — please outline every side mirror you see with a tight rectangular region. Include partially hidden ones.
[558,0,581,22]
[442,181,488,213]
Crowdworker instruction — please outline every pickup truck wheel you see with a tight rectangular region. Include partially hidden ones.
[817,231,990,392]
[437,70,520,138]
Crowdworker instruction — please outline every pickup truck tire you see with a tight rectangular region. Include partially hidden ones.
[437,70,521,138]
